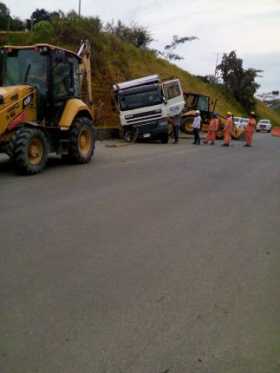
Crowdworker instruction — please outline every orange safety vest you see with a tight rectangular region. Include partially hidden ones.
[208,119,215,131]
[224,117,233,133]
[210,118,219,131]
[246,118,256,132]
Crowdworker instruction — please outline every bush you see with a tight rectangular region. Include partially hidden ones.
[32,21,55,43]
[52,12,102,45]
[105,20,152,49]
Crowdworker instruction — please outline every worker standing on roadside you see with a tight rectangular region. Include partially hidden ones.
[204,113,219,145]
[192,110,201,145]
[223,112,233,147]
[170,114,181,144]
[244,112,257,147]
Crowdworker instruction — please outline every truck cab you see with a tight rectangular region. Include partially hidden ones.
[113,75,184,143]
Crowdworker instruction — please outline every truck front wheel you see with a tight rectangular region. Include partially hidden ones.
[13,127,48,175]
[121,126,139,143]
[160,133,169,144]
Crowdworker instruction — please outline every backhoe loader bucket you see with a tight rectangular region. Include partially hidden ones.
[232,127,245,140]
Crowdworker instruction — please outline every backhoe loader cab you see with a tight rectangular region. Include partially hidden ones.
[182,92,212,127]
[184,93,210,114]
[0,42,95,174]
[180,92,219,135]
[180,92,243,140]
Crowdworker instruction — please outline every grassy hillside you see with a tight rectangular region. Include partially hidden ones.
[255,101,280,126]
[94,40,280,128]
[274,106,280,116]
[1,28,280,129]
[91,41,246,129]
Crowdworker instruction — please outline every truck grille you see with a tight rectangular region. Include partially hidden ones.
[125,110,162,124]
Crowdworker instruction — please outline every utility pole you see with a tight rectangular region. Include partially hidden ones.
[78,0,82,16]
[214,52,219,79]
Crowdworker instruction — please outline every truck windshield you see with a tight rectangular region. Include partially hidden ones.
[0,49,47,95]
[119,86,163,111]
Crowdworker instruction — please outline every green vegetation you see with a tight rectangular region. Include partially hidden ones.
[32,21,55,43]
[105,20,152,49]
[217,51,262,112]
[255,101,280,126]
[0,11,280,129]
[0,2,25,31]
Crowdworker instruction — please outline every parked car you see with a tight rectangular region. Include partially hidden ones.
[256,119,272,133]
[234,117,242,128]
[234,117,248,129]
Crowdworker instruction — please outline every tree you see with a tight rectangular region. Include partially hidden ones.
[217,51,262,111]
[33,20,54,42]
[159,35,198,61]
[49,11,62,21]
[52,12,102,44]
[0,2,10,30]
[106,21,152,49]
[9,17,25,31]
[0,3,25,31]
[31,8,51,26]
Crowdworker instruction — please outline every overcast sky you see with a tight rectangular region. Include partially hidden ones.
[5,0,280,92]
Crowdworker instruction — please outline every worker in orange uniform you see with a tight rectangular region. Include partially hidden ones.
[222,112,233,147]
[204,113,219,145]
[244,112,257,147]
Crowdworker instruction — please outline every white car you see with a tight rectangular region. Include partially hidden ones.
[256,119,272,133]
[234,117,248,129]
[234,117,242,128]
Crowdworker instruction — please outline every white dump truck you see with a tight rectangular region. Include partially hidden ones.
[113,75,185,143]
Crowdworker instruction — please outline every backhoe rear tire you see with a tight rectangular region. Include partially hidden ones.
[181,116,194,134]
[13,127,48,175]
[68,117,96,164]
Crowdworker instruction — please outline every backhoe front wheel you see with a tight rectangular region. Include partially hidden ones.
[68,117,96,163]
[13,128,48,175]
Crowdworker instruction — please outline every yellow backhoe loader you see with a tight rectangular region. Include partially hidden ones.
[0,40,95,174]
[180,92,244,140]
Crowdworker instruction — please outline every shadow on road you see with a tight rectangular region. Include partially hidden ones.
[0,155,79,177]
[0,157,15,176]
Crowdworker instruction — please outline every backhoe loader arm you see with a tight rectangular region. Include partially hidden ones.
[77,40,93,107]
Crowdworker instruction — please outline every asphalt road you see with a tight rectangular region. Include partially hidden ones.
[1,134,280,373]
